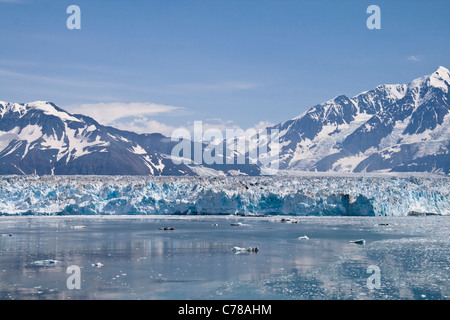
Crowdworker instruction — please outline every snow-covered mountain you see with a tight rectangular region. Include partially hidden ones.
[1,66,448,176]
[268,66,450,175]
[0,101,259,175]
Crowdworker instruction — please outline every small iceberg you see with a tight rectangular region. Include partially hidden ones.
[230,222,250,226]
[32,259,61,266]
[232,246,259,253]
[71,225,86,229]
[281,218,299,224]
[91,262,104,268]
[298,235,310,240]
[349,239,366,245]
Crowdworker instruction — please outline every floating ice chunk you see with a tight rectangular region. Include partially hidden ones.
[281,218,299,224]
[72,225,86,229]
[159,227,175,230]
[232,246,259,253]
[349,239,366,245]
[230,222,250,226]
[32,259,61,266]
[92,262,103,267]
[298,235,310,240]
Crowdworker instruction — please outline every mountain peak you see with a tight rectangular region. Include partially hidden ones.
[432,65,450,80]
[24,101,82,123]
[436,65,449,74]
[428,66,450,93]
[407,66,449,93]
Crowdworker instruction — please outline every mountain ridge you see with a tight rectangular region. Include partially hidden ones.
[0,66,449,175]
[0,100,260,176]
[264,66,449,175]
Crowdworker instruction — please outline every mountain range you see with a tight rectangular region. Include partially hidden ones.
[0,101,259,176]
[0,66,449,175]
[269,66,449,174]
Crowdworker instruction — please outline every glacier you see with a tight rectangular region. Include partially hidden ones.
[0,174,448,216]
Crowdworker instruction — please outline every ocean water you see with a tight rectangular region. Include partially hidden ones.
[0,215,448,300]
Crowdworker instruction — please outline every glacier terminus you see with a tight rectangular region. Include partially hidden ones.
[0,174,448,216]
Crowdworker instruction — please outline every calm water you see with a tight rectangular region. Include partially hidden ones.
[0,215,448,300]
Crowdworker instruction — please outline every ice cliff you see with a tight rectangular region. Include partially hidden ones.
[0,175,448,216]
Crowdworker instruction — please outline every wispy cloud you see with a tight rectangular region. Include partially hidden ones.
[105,116,241,137]
[407,55,423,62]
[0,66,261,101]
[0,0,24,3]
[0,68,155,96]
[0,68,87,87]
[168,81,261,94]
[102,114,275,138]
[0,59,39,67]
[67,102,184,127]
[111,117,182,137]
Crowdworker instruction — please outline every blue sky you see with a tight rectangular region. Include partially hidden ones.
[0,0,449,135]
